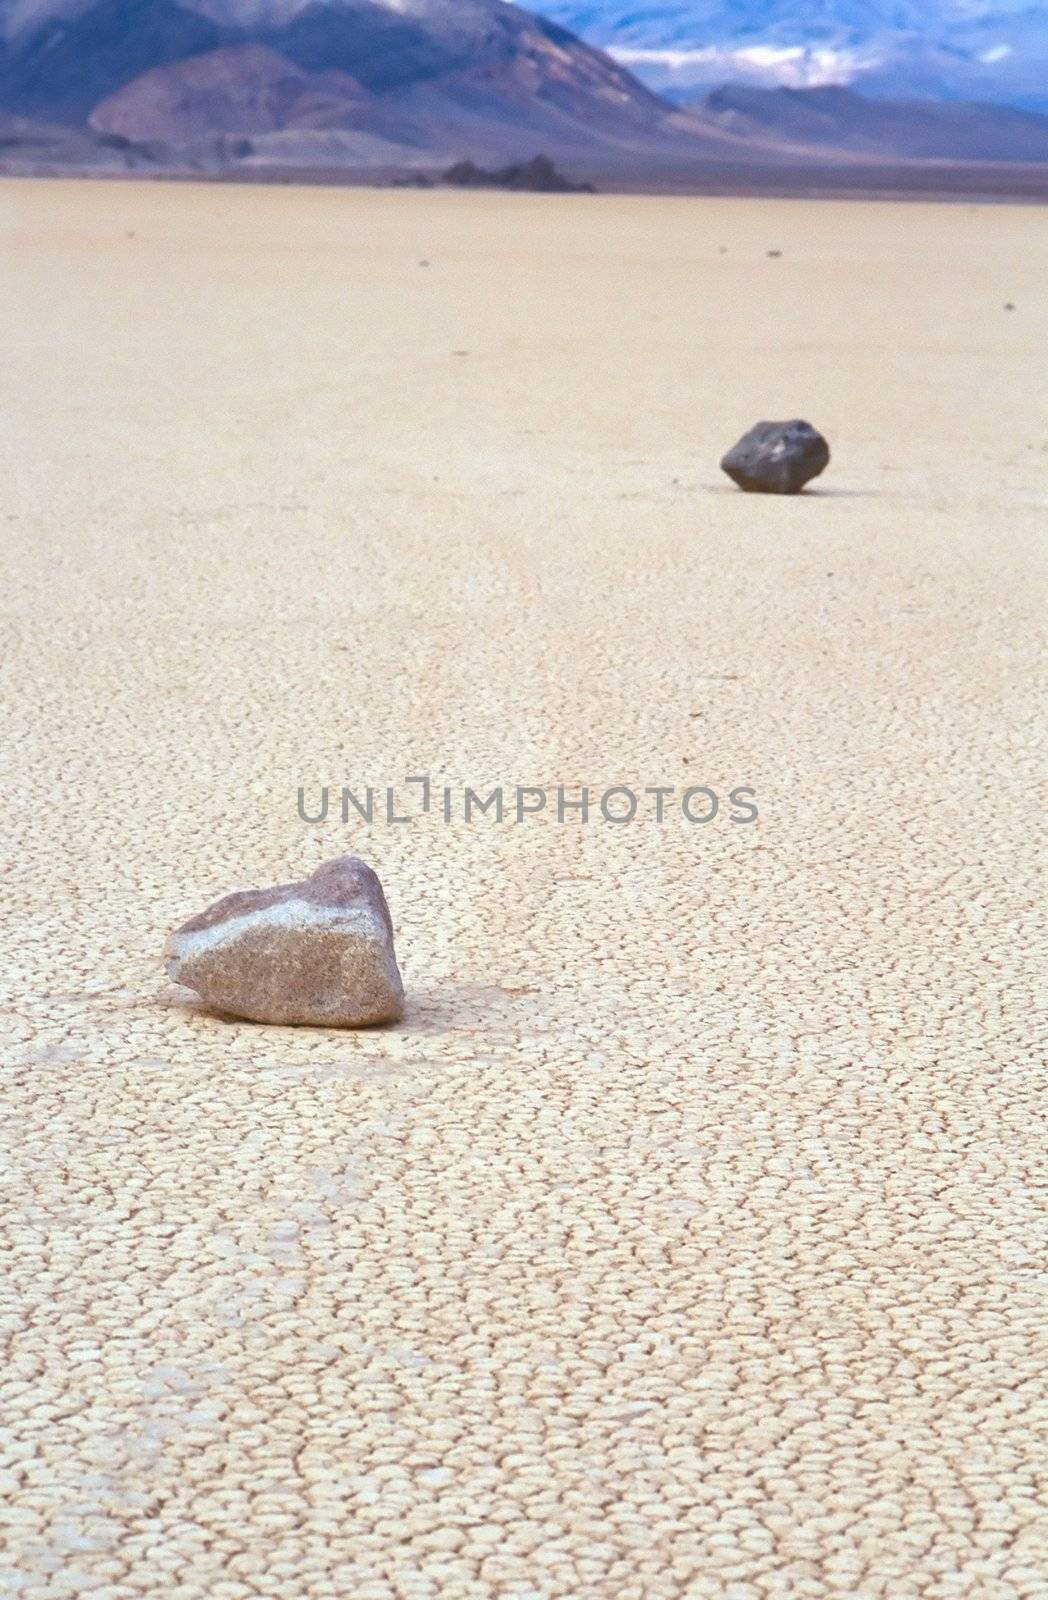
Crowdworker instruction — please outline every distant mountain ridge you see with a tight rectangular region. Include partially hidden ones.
[0,0,685,162]
[539,1,1048,111]
[2,0,1048,184]
[701,83,1048,163]
[0,0,655,118]
[3,0,821,179]
[87,42,369,143]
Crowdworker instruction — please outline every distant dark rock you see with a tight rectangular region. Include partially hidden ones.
[441,155,595,192]
[720,420,830,495]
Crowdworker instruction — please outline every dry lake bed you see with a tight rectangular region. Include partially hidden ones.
[1,178,1045,1599]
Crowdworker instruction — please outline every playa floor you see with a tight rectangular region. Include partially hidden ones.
[2,179,1045,1599]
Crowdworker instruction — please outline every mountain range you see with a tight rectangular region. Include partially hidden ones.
[0,0,752,173]
[2,0,1048,186]
[540,2,1048,112]
[703,82,1048,163]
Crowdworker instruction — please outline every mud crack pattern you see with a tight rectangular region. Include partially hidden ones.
[1,180,1046,1599]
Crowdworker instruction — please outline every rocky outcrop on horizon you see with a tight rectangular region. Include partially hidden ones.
[441,154,595,192]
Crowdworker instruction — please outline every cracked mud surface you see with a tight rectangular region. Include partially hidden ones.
[1,180,1045,1599]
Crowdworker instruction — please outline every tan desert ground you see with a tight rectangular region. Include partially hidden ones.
[2,177,1046,1599]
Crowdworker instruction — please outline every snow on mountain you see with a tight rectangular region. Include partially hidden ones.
[538,2,1048,109]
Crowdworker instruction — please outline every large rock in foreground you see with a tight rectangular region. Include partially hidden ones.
[721,419,830,494]
[165,856,404,1026]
